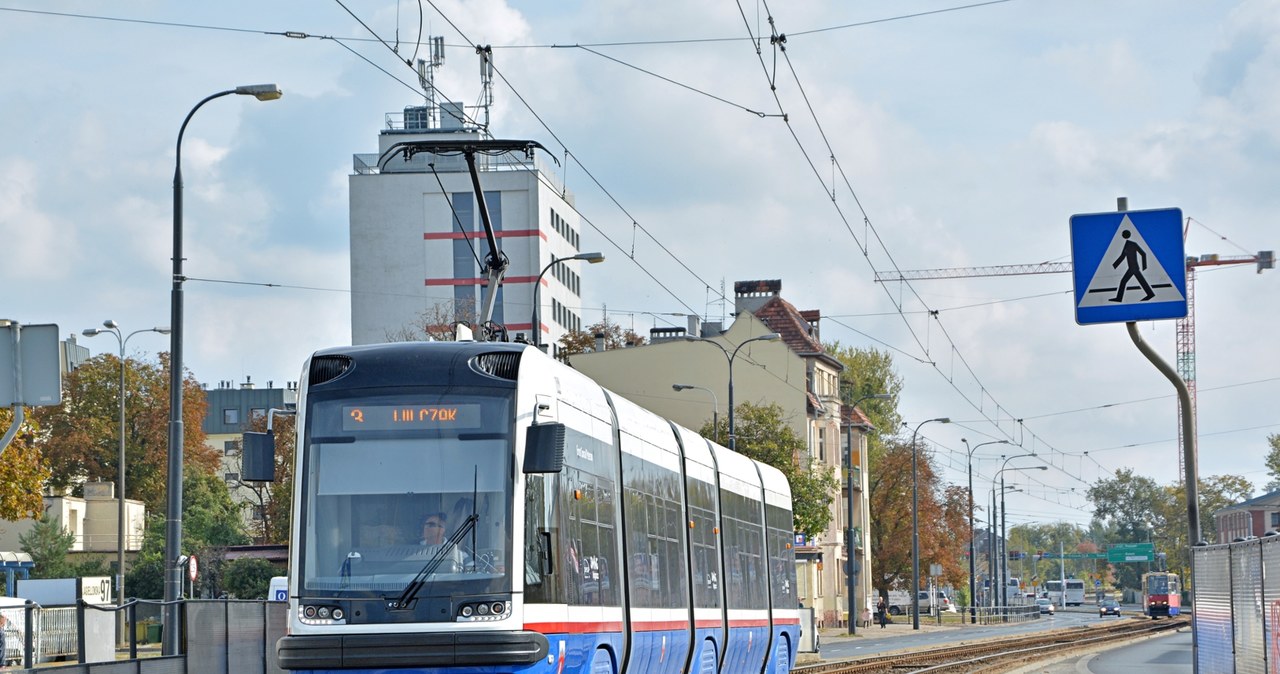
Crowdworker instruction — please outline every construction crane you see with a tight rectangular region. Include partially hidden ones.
[875,238,1274,483]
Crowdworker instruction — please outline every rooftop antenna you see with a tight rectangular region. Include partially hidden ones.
[476,45,494,137]
[416,36,446,127]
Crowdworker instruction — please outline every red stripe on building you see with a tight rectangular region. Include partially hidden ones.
[423,229,546,241]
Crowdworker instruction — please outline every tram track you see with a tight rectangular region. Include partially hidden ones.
[794,617,1188,674]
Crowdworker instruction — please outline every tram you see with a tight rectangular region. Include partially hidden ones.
[1141,571,1180,618]
[248,341,800,674]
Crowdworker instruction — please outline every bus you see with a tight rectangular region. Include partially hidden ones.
[247,341,800,674]
[1043,579,1086,606]
[1142,572,1180,618]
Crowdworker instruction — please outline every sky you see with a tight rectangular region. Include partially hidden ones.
[3,0,1278,531]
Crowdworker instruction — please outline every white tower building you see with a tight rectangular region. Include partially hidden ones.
[349,101,587,352]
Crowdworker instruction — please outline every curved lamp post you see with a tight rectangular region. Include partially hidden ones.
[992,454,1048,617]
[167,83,281,655]
[989,484,1020,608]
[910,416,950,629]
[845,393,889,635]
[672,384,719,443]
[82,320,169,643]
[961,438,1010,623]
[531,252,604,348]
[684,333,780,450]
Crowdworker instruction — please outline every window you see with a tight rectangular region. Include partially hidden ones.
[223,408,240,425]
[252,506,265,521]
[224,472,240,483]
[250,408,267,421]
[224,440,240,455]
[1271,511,1279,528]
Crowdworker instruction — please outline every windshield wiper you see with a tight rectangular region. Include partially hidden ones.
[389,513,479,610]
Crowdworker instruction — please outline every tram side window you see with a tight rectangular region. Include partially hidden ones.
[621,451,689,609]
[523,473,560,605]
[565,468,619,607]
[721,489,766,610]
[766,503,797,609]
[686,476,722,608]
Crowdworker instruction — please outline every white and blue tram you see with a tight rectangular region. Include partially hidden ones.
[260,342,800,674]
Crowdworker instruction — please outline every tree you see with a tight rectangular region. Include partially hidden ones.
[125,470,251,599]
[867,437,960,597]
[1154,473,1253,580]
[556,319,646,360]
[32,353,220,513]
[19,516,77,579]
[1264,434,1280,492]
[222,558,282,599]
[824,343,904,436]
[699,402,838,537]
[385,300,479,342]
[0,409,50,521]
[230,413,295,544]
[1087,468,1165,590]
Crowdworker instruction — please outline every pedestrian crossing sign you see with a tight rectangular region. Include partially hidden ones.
[1070,207,1187,325]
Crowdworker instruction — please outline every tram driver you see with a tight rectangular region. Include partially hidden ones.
[417,511,472,572]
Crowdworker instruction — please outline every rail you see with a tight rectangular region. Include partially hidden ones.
[795,616,1186,674]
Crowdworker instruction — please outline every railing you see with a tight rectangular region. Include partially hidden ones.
[4,597,284,674]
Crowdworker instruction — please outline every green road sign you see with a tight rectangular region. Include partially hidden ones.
[1107,543,1154,563]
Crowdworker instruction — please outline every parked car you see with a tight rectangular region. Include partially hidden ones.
[1099,599,1122,616]
[1035,598,1055,615]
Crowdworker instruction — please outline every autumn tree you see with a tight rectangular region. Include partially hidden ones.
[0,408,50,520]
[32,353,220,513]
[699,402,838,537]
[556,319,646,361]
[868,436,960,599]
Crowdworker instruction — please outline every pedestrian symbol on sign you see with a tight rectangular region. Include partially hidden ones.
[1078,216,1183,308]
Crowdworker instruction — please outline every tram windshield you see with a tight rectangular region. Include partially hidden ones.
[298,391,514,597]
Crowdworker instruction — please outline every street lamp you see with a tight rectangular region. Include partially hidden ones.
[672,384,719,443]
[844,393,889,635]
[961,438,1011,623]
[993,455,1048,616]
[910,416,950,629]
[81,320,169,643]
[531,252,604,348]
[989,485,1020,608]
[684,333,780,450]
[167,83,281,655]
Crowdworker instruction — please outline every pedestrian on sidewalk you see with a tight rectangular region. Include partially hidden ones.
[877,597,888,628]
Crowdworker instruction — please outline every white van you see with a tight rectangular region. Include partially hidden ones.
[268,576,288,602]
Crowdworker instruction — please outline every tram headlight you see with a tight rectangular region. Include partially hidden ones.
[477,603,491,616]
[461,605,474,618]
[492,602,506,615]
[303,605,318,619]
[332,608,344,620]
[317,607,331,619]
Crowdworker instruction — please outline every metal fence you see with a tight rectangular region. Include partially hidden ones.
[3,599,286,674]
[1192,533,1280,674]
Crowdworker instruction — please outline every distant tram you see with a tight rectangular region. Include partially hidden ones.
[1141,572,1180,618]
[251,342,800,674]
